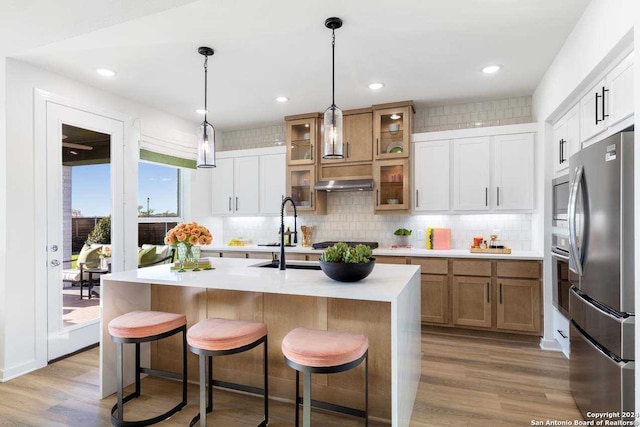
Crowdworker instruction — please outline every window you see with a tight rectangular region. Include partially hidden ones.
[138,162,181,219]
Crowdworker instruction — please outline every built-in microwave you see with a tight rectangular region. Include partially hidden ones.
[552,174,570,226]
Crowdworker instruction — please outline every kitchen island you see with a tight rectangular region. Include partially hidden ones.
[100,257,421,426]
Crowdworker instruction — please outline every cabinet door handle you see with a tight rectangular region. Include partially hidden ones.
[376,138,379,156]
[485,187,488,207]
[346,141,350,158]
[416,189,419,208]
[602,86,609,120]
[499,283,503,304]
[557,329,568,339]
[310,191,314,207]
[486,282,490,303]
[228,197,232,212]
[235,197,238,211]
[561,139,566,163]
[595,91,601,124]
[310,143,313,161]
[497,187,500,206]
[376,189,380,206]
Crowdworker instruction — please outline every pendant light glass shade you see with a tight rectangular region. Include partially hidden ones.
[197,121,216,168]
[196,46,216,168]
[323,105,343,159]
[322,17,344,159]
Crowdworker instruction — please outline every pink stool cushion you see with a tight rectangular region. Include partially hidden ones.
[108,310,186,339]
[281,327,369,368]
[187,318,268,351]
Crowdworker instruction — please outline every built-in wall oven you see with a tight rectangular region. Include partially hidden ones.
[551,233,575,319]
[552,174,570,226]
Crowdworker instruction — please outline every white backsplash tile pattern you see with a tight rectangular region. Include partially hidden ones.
[221,192,532,250]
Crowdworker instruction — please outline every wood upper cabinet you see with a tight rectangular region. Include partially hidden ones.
[286,165,326,214]
[286,114,320,165]
[413,140,450,212]
[374,158,410,213]
[374,104,413,160]
[452,276,492,328]
[453,137,491,211]
[321,111,372,165]
[496,278,541,333]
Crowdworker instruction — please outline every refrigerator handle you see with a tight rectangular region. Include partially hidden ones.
[568,165,584,276]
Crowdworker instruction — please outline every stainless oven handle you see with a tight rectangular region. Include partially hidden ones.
[568,165,583,276]
[551,251,569,262]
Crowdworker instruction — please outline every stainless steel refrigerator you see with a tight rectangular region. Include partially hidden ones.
[568,129,635,421]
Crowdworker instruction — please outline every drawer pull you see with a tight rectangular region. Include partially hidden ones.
[557,329,568,339]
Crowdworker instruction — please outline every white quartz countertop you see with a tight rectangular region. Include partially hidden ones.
[103,257,420,303]
[200,244,543,260]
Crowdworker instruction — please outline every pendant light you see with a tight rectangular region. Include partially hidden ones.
[322,17,344,159]
[196,46,216,168]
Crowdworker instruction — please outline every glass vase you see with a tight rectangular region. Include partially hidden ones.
[191,246,201,271]
[177,243,188,272]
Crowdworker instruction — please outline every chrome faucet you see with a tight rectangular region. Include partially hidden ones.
[279,197,298,270]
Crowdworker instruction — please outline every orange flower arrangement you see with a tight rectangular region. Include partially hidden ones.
[164,222,213,247]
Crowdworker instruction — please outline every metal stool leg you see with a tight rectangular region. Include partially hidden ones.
[200,354,207,427]
[183,328,188,405]
[295,370,300,427]
[264,337,269,425]
[116,342,124,423]
[365,352,369,427]
[303,371,312,427]
[135,342,141,397]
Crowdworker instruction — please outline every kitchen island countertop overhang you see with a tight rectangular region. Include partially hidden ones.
[100,257,421,426]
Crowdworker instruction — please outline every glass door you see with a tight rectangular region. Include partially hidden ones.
[46,104,122,361]
[374,159,410,211]
[374,106,411,160]
[287,166,315,212]
[287,118,316,165]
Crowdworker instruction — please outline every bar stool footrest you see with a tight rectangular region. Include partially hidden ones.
[296,397,366,419]
[110,399,186,427]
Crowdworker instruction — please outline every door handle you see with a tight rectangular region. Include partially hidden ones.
[486,282,490,303]
[568,165,584,275]
[310,191,314,208]
[310,143,313,161]
[485,187,488,207]
[557,330,568,339]
[235,197,238,211]
[50,259,60,267]
[499,283,503,304]
[346,141,349,158]
[602,86,609,120]
[497,187,500,206]
[228,197,232,212]
[416,189,419,208]
[376,138,379,156]
[595,91,601,124]
[376,189,380,206]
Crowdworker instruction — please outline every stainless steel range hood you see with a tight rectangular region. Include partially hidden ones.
[314,179,374,192]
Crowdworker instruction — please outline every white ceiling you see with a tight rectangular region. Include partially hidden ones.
[12,0,590,130]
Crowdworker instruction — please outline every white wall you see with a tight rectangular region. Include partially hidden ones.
[0,57,7,371]
[1,59,197,380]
[531,0,636,349]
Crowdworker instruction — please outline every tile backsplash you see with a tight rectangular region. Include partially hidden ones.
[221,192,532,250]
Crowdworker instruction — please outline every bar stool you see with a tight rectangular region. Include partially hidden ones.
[108,310,188,427]
[187,317,268,427]
[281,327,369,427]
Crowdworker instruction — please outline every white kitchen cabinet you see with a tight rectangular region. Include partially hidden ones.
[607,51,634,128]
[211,147,286,216]
[233,156,260,214]
[453,137,491,211]
[552,104,580,175]
[493,133,534,210]
[211,158,235,215]
[580,51,634,144]
[259,153,286,214]
[413,139,450,212]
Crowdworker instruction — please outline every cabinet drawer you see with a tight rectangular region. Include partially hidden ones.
[221,252,248,259]
[201,251,222,258]
[375,255,408,264]
[553,308,570,359]
[496,261,540,279]
[411,258,448,275]
[452,259,491,277]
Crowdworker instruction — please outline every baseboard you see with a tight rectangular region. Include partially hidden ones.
[539,337,562,352]
[0,359,43,382]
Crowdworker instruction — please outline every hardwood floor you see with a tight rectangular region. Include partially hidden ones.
[0,327,581,426]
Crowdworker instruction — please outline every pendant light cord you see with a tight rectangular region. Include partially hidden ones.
[203,55,209,123]
[331,28,336,126]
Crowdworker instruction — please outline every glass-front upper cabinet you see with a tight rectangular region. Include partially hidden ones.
[374,159,410,212]
[286,165,326,214]
[286,115,319,165]
[374,104,413,160]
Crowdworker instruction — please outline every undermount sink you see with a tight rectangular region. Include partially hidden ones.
[251,260,321,270]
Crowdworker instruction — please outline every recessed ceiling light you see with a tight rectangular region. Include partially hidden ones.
[96,68,116,77]
[390,114,401,120]
[196,109,208,115]
[368,82,384,90]
[276,96,289,103]
[482,65,501,74]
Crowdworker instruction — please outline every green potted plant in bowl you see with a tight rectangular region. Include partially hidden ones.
[319,243,375,282]
[394,228,412,246]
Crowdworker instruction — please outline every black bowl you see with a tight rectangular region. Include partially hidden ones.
[319,258,376,282]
